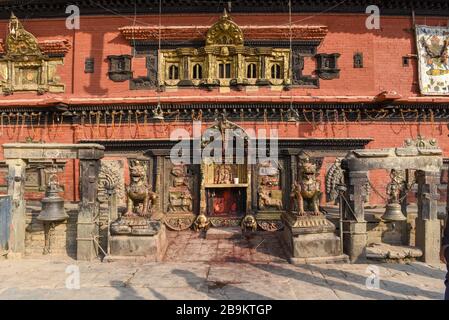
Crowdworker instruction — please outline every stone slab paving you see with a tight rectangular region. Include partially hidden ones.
[0,230,446,300]
[0,258,446,300]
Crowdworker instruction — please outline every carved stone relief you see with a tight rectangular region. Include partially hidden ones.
[257,160,283,211]
[97,160,125,205]
[164,162,196,231]
[325,158,345,203]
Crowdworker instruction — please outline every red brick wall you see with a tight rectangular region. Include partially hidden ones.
[0,13,445,100]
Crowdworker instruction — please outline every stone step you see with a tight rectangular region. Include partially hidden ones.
[288,254,350,265]
[205,227,242,240]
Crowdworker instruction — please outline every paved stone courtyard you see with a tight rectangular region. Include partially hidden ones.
[0,230,446,300]
[164,230,286,263]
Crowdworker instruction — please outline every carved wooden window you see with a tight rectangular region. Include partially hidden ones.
[85,57,94,73]
[353,52,363,68]
[219,63,232,79]
[193,64,203,79]
[168,65,179,80]
[316,53,340,80]
[107,55,133,82]
[271,63,282,79]
[247,63,257,79]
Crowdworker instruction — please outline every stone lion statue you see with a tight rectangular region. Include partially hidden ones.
[125,161,157,217]
[290,159,322,216]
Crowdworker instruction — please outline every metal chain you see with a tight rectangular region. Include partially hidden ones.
[367,177,416,204]
[367,179,388,203]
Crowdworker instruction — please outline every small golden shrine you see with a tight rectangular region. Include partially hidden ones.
[0,13,66,95]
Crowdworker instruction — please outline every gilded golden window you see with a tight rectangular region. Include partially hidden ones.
[247,63,257,79]
[218,63,232,79]
[193,64,203,79]
[271,63,282,79]
[168,65,179,80]
[157,11,291,88]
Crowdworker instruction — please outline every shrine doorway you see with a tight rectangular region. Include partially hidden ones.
[199,119,252,227]
[204,163,249,220]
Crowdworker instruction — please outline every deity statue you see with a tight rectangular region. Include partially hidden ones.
[214,164,233,184]
[290,158,322,216]
[125,161,157,217]
[171,164,189,187]
[386,169,406,205]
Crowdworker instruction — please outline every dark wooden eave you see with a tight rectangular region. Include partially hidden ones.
[0,0,449,19]
[79,138,373,153]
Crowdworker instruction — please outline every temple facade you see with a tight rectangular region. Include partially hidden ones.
[0,0,447,263]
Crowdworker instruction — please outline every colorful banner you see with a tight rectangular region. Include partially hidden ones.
[416,25,449,95]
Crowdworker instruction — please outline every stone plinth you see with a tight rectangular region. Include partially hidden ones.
[109,218,167,261]
[366,243,423,262]
[281,212,347,264]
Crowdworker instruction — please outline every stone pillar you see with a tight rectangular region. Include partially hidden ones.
[77,151,102,261]
[343,220,367,263]
[343,170,368,262]
[416,170,441,263]
[5,159,26,257]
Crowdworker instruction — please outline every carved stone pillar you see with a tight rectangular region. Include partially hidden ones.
[5,159,27,257]
[416,170,441,263]
[77,149,103,261]
[343,170,368,262]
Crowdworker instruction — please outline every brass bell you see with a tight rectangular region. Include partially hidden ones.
[381,203,406,222]
[37,175,68,223]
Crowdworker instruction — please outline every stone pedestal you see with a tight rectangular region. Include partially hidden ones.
[109,217,167,261]
[281,212,348,264]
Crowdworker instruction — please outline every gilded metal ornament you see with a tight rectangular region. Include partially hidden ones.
[164,214,196,231]
[209,217,241,228]
[193,213,210,231]
[0,13,65,95]
[158,10,291,88]
[257,220,284,232]
[241,215,257,232]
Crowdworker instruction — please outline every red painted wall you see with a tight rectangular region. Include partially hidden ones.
[0,120,446,204]
[0,13,446,100]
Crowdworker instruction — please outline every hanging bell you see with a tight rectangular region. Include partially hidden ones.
[153,103,164,120]
[37,175,68,223]
[381,203,406,222]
